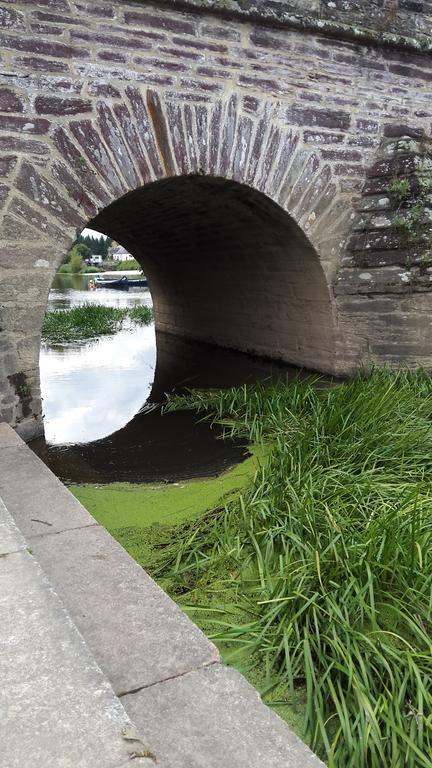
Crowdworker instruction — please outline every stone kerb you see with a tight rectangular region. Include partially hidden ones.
[0,421,325,768]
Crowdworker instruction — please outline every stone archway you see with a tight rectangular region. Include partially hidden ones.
[1,90,344,440]
[91,174,336,374]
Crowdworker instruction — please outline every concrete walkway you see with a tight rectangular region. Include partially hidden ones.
[0,422,324,768]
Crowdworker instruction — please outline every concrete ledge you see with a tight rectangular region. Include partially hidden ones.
[0,506,153,768]
[0,424,324,767]
[29,524,220,694]
[123,663,325,768]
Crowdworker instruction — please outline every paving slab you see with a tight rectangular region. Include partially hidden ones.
[0,422,25,448]
[0,547,156,768]
[29,524,220,694]
[0,443,95,537]
[0,498,26,555]
[122,663,326,768]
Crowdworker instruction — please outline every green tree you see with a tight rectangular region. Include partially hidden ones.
[75,243,92,260]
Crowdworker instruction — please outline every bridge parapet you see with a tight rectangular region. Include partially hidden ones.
[162,0,432,52]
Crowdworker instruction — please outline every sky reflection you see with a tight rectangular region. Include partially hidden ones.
[41,276,156,444]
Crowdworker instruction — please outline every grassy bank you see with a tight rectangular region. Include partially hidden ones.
[42,303,153,343]
[71,370,432,766]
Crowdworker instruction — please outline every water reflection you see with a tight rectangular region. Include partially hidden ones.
[33,274,324,484]
[41,326,156,444]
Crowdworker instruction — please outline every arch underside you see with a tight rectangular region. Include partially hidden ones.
[91,175,336,374]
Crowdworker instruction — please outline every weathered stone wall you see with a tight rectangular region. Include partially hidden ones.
[1,0,432,438]
[161,0,432,52]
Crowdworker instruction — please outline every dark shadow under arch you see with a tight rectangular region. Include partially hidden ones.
[90,175,336,373]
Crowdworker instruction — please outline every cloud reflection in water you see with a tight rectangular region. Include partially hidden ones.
[40,324,156,444]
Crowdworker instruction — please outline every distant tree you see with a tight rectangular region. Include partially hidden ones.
[75,243,92,260]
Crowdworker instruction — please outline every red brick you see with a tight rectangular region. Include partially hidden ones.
[286,106,351,131]
[69,119,126,196]
[0,5,25,29]
[96,102,140,188]
[32,11,81,24]
[134,57,187,73]
[0,136,49,156]
[71,30,152,50]
[0,183,9,208]
[159,46,202,61]
[15,161,83,227]
[7,196,70,242]
[125,86,163,177]
[172,36,227,53]
[0,115,50,134]
[166,101,189,175]
[250,29,290,51]
[321,149,362,161]
[24,0,69,8]
[30,23,64,35]
[35,96,93,115]
[97,51,127,63]
[200,23,240,42]
[52,126,111,206]
[74,2,115,18]
[124,11,196,36]
[50,160,98,219]
[0,155,17,177]
[0,33,89,59]
[13,55,69,73]
[304,130,344,144]
[0,88,24,114]
[113,103,152,184]
[146,90,175,177]
[88,83,121,98]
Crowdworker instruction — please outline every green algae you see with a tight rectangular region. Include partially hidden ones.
[70,447,260,531]
[69,444,306,739]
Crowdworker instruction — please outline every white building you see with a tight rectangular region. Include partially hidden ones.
[111,245,132,262]
[89,254,103,265]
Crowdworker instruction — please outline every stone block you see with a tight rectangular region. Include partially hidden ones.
[122,664,325,768]
[0,497,26,555]
[0,548,152,768]
[29,523,220,694]
[0,444,95,537]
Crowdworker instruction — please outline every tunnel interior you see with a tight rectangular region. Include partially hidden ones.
[90,175,335,374]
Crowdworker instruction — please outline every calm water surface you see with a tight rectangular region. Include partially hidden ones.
[32,273,314,483]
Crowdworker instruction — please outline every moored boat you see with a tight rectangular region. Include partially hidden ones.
[95,275,130,290]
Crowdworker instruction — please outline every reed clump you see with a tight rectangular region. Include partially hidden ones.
[42,303,153,343]
[162,370,432,767]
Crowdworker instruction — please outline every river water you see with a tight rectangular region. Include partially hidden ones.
[31,274,310,484]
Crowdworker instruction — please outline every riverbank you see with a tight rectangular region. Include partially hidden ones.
[70,370,432,767]
[42,304,153,343]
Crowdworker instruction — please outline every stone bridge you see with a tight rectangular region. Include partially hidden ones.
[1,0,432,440]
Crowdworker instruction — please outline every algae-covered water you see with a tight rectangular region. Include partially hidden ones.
[70,446,306,739]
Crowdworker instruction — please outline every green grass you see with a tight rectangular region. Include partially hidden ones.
[156,370,432,767]
[42,303,153,343]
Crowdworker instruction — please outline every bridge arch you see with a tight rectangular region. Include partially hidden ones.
[1,90,342,439]
[2,0,432,439]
